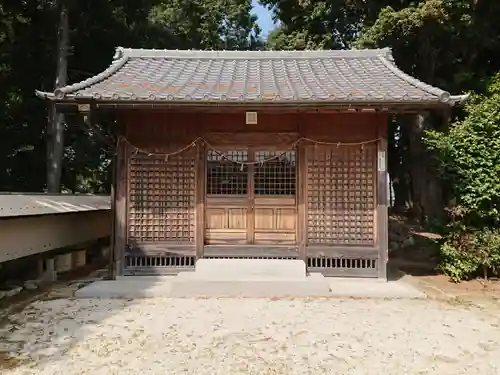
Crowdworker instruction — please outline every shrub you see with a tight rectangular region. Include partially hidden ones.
[426,73,500,281]
[438,227,500,282]
[426,88,500,224]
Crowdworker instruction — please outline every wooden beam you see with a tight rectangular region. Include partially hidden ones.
[297,144,307,260]
[195,141,206,258]
[108,148,117,280]
[247,150,255,244]
[306,246,379,259]
[203,245,298,258]
[113,133,127,277]
[126,243,196,256]
[89,101,449,114]
[376,128,389,279]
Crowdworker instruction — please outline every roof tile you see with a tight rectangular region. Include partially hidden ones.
[36,47,468,106]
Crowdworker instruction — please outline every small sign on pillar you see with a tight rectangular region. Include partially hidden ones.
[378,150,386,172]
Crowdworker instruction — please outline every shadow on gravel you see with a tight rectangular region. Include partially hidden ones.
[0,262,158,373]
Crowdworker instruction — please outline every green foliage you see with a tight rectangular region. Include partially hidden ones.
[438,227,500,282]
[426,74,500,223]
[0,0,263,193]
[354,0,500,92]
[425,75,500,281]
[439,236,478,283]
[260,0,365,50]
[150,0,262,50]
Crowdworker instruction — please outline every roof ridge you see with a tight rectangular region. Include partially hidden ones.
[116,47,392,60]
[377,55,451,103]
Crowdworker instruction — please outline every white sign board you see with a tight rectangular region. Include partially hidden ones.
[377,150,386,172]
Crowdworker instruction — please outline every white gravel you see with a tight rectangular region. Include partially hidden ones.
[1,297,500,375]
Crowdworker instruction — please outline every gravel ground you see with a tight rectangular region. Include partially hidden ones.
[1,297,500,375]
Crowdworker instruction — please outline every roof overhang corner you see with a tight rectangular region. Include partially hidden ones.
[379,46,394,62]
[35,88,71,101]
[449,93,471,106]
[436,91,470,107]
[113,46,127,61]
[35,90,53,100]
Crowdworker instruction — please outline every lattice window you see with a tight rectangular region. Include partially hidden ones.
[206,150,248,195]
[128,147,195,242]
[255,151,296,196]
[307,145,376,245]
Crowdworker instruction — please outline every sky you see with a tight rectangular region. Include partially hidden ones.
[252,0,275,38]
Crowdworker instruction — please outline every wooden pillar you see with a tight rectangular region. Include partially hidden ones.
[377,124,389,279]
[108,148,117,279]
[247,150,255,245]
[113,130,127,278]
[195,141,205,258]
[297,144,307,261]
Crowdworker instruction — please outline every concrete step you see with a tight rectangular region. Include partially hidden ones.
[194,258,306,278]
[75,277,174,298]
[170,272,331,298]
[74,275,426,299]
[75,274,331,298]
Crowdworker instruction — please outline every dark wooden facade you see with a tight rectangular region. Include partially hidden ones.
[35,48,467,279]
[115,109,388,278]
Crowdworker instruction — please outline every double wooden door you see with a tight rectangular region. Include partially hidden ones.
[205,149,297,245]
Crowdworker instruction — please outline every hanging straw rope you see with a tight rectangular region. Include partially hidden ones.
[118,136,203,161]
[118,135,382,165]
[299,137,382,147]
[203,138,300,166]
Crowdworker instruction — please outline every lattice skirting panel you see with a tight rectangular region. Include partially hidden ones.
[203,256,298,260]
[122,251,379,277]
[123,254,196,275]
[307,256,378,277]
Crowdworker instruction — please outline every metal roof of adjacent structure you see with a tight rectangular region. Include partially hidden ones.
[35,47,469,107]
[0,193,110,218]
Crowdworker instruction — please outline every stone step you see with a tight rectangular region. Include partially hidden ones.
[74,275,426,299]
[194,258,306,278]
[170,273,331,298]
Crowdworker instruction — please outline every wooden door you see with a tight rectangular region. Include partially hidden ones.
[252,150,297,245]
[205,150,249,244]
[204,149,297,245]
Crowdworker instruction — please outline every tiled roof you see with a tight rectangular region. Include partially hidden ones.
[36,47,468,106]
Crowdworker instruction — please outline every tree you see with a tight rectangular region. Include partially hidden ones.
[355,0,500,222]
[150,0,262,50]
[426,74,500,280]
[263,0,500,222]
[355,0,500,93]
[427,74,500,225]
[46,0,69,193]
[0,0,58,192]
[260,0,365,50]
[0,0,263,194]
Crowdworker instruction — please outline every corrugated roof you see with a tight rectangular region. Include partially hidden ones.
[36,47,468,106]
[0,193,110,218]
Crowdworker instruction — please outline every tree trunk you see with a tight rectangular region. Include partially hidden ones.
[388,117,412,211]
[46,0,69,193]
[407,112,445,224]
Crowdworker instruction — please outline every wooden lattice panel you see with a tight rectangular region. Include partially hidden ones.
[128,147,195,243]
[306,145,376,245]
